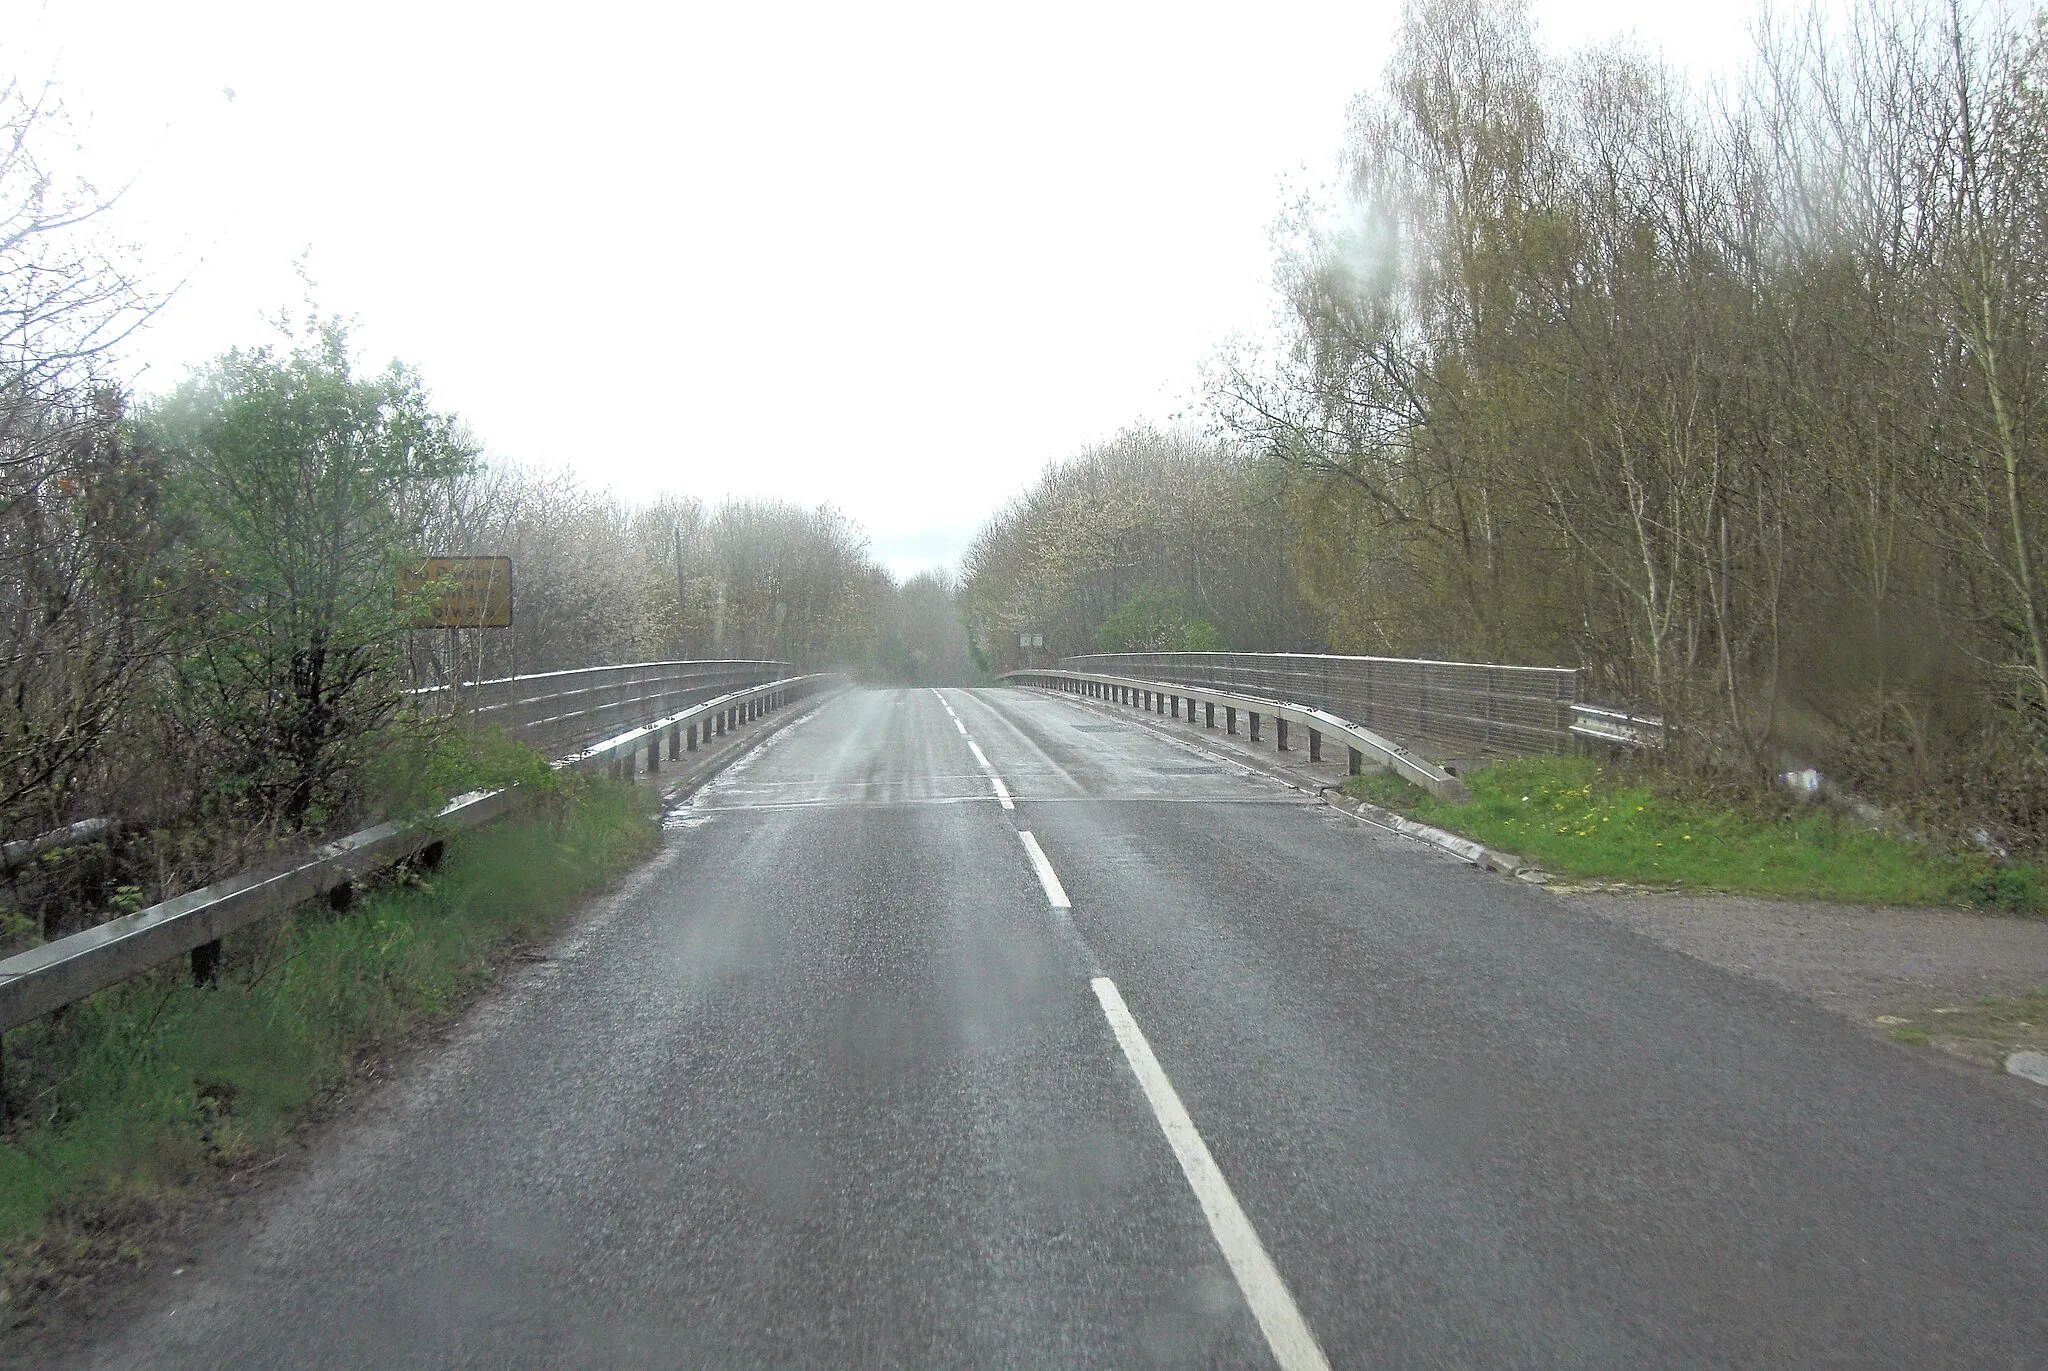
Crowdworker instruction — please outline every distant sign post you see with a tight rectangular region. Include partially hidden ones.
[401,557,513,629]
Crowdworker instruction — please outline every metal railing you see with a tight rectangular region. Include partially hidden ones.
[1568,703,1665,749]
[411,659,789,756]
[1001,667,1470,802]
[556,674,842,779]
[0,670,841,1035]
[1065,652,1580,760]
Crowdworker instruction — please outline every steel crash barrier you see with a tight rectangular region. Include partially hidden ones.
[1063,651,1582,759]
[0,673,843,1042]
[1000,667,1471,804]
[410,658,790,757]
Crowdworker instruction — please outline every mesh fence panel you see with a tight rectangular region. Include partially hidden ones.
[1064,651,1578,759]
[411,659,789,757]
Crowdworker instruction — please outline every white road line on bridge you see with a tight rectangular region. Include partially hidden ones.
[1016,831,1070,909]
[948,693,1019,809]
[1091,977,1333,1371]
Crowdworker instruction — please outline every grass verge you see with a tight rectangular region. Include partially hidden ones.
[1342,756,2047,912]
[0,775,656,1326]
[1878,989,2048,1052]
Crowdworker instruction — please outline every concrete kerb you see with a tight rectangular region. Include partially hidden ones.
[644,682,847,806]
[555,674,835,779]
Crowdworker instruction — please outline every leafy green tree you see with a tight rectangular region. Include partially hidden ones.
[149,320,475,833]
[1094,588,1225,653]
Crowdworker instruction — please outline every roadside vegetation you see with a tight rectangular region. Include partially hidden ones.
[0,769,656,1322]
[965,0,2048,870]
[1343,758,2048,913]
[0,72,968,958]
[1878,989,2048,1050]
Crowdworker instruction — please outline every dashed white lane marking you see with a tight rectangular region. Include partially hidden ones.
[1091,977,1332,1371]
[1016,831,1070,909]
[946,692,1020,807]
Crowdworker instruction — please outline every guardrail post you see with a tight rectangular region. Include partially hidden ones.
[1249,712,1262,742]
[647,732,661,772]
[1276,718,1289,751]
[1204,701,1215,728]
[1171,695,1180,719]
[191,938,222,987]
[1308,728,1322,762]
[1348,746,1363,775]
[1226,706,1237,735]
[668,723,680,760]
[687,721,699,750]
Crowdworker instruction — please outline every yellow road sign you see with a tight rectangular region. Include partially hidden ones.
[400,556,513,628]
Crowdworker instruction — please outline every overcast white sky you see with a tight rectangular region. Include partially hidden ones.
[10,0,1760,578]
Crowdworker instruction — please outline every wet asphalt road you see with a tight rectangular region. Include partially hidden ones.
[75,687,2048,1368]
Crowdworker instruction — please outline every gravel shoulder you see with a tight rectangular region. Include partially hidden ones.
[1554,889,2048,1060]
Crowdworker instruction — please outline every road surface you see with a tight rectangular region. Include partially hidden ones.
[71,687,2048,1368]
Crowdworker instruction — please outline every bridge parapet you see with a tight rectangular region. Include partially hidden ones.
[410,658,791,756]
[1062,651,1582,761]
[0,671,843,1044]
[1001,666,1470,803]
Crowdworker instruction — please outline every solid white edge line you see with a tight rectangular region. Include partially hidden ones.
[1090,977,1332,1371]
[1016,831,1070,909]
[991,777,1014,810]
[967,740,992,770]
